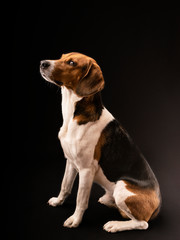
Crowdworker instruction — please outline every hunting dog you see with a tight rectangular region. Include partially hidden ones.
[40,52,161,232]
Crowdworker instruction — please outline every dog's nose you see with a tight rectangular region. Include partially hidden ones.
[40,60,50,69]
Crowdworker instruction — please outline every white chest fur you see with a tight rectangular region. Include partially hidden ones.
[58,87,114,170]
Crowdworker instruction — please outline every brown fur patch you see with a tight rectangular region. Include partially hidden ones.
[49,52,104,97]
[119,210,130,219]
[94,131,106,161]
[125,181,160,222]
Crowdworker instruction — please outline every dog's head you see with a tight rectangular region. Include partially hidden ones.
[40,52,104,97]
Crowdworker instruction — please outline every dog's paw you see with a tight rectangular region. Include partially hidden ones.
[98,194,116,208]
[63,214,81,228]
[103,220,149,232]
[48,197,64,207]
[103,221,120,233]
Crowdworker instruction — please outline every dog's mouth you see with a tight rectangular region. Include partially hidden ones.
[40,69,63,87]
[54,80,63,86]
[40,70,52,82]
[41,72,48,80]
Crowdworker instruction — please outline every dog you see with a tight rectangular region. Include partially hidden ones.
[40,52,161,233]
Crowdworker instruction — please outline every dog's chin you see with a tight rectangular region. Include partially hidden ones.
[40,69,51,82]
[54,80,63,87]
[40,71,63,87]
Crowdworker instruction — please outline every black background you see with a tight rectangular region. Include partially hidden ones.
[12,2,180,240]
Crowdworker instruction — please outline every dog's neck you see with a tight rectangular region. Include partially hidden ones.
[61,87,82,125]
[61,86,104,126]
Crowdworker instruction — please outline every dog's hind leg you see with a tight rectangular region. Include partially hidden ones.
[103,180,160,232]
[94,167,116,208]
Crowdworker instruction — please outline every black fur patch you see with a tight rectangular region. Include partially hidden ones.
[73,93,104,125]
[99,120,158,188]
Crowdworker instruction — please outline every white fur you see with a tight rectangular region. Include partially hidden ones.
[58,87,82,139]
[113,180,135,217]
[49,87,115,228]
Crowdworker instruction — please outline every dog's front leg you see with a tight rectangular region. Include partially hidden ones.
[48,160,77,206]
[63,168,95,228]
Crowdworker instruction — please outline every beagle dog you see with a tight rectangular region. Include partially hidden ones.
[40,52,161,233]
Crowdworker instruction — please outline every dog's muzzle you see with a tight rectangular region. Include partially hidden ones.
[40,60,63,86]
[40,60,53,83]
[40,60,50,69]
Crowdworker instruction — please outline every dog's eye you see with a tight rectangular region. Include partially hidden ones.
[68,60,76,66]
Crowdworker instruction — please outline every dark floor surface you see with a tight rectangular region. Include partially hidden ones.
[9,149,180,240]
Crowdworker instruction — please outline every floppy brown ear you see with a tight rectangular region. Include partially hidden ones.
[75,61,105,97]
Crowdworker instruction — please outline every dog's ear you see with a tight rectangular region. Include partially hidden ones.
[76,61,105,97]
